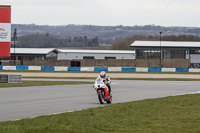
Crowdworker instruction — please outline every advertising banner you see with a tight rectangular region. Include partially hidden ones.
[0,5,11,57]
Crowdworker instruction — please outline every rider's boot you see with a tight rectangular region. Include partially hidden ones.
[108,85,112,96]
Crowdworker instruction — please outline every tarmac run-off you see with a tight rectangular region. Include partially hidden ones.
[0,72,200,79]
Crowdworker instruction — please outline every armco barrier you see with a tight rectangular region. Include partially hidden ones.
[16,66,28,70]
[122,68,136,72]
[162,68,176,72]
[41,66,54,71]
[29,66,41,70]
[68,67,80,71]
[136,67,148,72]
[148,68,162,72]
[0,66,200,72]
[176,68,189,72]
[108,67,121,72]
[189,68,200,72]
[94,67,108,71]
[81,67,94,71]
[3,66,16,70]
[54,67,68,71]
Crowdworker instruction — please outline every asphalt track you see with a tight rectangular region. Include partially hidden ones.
[0,79,200,122]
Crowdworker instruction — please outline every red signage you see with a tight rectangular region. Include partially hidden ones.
[0,5,11,57]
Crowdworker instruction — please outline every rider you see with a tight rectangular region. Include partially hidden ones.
[96,71,112,95]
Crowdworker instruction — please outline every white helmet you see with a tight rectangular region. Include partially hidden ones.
[100,71,106,78]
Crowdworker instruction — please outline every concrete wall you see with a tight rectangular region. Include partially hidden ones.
[22,60,71,66]
[135,59,190,68]
[80,59,136,67]
[162,59,190,68]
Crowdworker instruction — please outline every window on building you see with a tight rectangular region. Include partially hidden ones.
[83,56,94,59]
[105,57,116,59]
[190,49,200,54]
[163,50,171,59]
[136,49,161,59]
[171,50,185,59]
[137,49,186,59]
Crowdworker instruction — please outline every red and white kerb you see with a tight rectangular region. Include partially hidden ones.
[0,5,11,57]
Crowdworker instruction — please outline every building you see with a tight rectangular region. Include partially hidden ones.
[1,48,135,61]
[54,49,135,60]
[130,41,200,68]
[0,48,55,61]
[0,48,135,66]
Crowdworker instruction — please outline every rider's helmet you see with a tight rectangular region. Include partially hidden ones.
[100,71,106,78]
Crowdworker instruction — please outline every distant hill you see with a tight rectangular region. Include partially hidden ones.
[12,24,200,47]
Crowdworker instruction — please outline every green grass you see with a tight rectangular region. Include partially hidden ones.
[0,94,200,133]
[1,70,200,74]
[0,81,93,88]
[23,76,200,81]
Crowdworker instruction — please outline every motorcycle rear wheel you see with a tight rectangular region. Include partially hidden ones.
[106,96,112,104]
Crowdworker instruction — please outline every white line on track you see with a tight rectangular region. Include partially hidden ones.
[10,91,200,122]
[174,91,200,96]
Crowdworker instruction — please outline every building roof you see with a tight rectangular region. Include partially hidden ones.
[130,41,200,48]
[10,48,135,55]
[10,48,55,54]
[57,49,135,54]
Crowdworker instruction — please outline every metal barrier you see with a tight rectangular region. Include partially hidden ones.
[0,74,22,83]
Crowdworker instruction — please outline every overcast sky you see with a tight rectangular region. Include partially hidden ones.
[1,0,200,27]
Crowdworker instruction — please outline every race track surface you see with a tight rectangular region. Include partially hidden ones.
[0,79,200,121]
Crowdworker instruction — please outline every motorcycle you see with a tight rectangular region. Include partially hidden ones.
[93,79,112,104]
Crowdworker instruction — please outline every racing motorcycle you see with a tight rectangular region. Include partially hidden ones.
[93,79,112,104]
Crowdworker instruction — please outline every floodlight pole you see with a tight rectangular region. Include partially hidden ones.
[14,28,17,65]
[159,32,162,67]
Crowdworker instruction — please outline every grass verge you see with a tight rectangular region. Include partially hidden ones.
[0,94,200,133]
[0,81,93,88]
[23,76,200,81]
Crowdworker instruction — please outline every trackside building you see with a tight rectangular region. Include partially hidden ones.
[55,49,135,60]
[130,41,200,68]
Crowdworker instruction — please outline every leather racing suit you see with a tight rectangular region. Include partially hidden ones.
[96,74,111,95]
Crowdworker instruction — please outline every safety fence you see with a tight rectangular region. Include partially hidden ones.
[0,66,200,72]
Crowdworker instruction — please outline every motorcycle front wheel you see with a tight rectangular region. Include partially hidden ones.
[98,91,104,104]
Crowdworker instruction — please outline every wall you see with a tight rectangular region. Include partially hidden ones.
[22,60,71,66]
[0,59,190,68]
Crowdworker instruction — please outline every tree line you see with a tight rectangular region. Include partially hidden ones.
[12,24,200,45]
[12,33,99,48]
[111,34,200,50]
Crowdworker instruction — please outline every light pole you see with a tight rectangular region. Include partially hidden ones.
[14,28,17,65]
[159,32,162,67]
